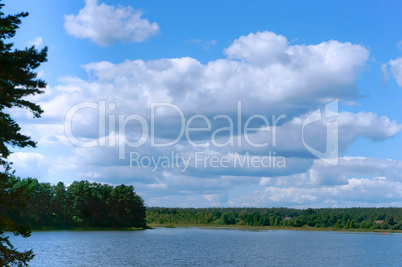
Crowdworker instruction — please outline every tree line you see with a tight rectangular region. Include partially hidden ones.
[147,207,402,230]
[10,177,147,230]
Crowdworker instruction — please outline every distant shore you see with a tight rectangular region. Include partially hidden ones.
[148,224,402,233]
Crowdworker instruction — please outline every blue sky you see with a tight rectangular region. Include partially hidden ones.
[3,0,402,207]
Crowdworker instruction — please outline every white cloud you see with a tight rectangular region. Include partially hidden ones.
[389,58,402,86]
[144,166,402,207]
[224,31,368,72]
[11,31,402,207]
[64,0,159,46]
[8,152,45,178]
[59,31,368,120]
[260,157,402,188]
[224,31,289,66]
[236,111,401,158]
[243,177,402,207]
[245,156,402,207]
[27,37,43,48]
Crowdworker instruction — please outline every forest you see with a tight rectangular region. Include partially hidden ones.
[6,175,402,231]
[7,177,147,229]
[7,175,402,231]
[147,207,402,230]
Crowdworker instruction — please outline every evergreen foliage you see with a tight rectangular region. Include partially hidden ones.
[147,207,402,230]
[0,1,47,265]
[15,179,147,230]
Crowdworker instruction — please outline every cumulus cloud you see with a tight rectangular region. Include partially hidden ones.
[49,31,369,124]
[389,58,402,87]
[260,157,402,187]
[224,31,289,66]
[224,31,368,72]
[240,177,402,207]
[11,31,402,207]
[250,156,402,207]
[64,0,159,46]
[234,111,401,159]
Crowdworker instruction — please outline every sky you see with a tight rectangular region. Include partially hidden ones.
[3,0,402,208]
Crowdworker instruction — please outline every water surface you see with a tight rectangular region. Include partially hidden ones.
[9,228,402,266]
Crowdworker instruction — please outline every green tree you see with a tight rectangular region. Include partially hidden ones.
[67,181,93,227]
[203,212,213,224]
[345,219,355,229]
[0,170,35,266]
[220,212,238,225]
[51,182,69,227]
[386,215,395,226]
[108,184,146,228]
[0,1,47,265]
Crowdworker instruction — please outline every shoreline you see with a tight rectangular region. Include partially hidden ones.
[24,224,402,233]
[148,224,402,233]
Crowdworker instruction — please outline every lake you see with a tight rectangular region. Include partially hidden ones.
[9,228,402,266]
